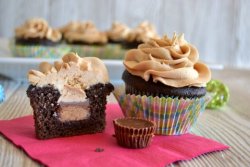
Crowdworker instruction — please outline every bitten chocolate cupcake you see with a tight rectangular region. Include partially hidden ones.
[118,33,211,135]
[27,52,114,139]
[10,18,70,58]
[123,21,159,49]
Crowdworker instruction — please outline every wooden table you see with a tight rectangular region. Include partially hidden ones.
[0,68,250,167]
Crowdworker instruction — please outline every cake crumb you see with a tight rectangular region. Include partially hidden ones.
[95,148,104,152]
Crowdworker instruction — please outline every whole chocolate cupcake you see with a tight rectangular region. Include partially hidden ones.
[15,18,62,46]
[119,33,211,135]
[60,21,107,45]
[59,21,124,59]
[11,18,70,58]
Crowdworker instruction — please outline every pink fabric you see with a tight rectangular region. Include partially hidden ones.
[0,104,229,167]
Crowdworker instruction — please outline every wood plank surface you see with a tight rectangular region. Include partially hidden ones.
[0,68,250,167]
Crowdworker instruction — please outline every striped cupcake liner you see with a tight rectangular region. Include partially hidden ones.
[9,40,71,58]
[69,43,126,59]
[117,94,210,135]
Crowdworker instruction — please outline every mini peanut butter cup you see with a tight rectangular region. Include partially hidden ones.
[113,117,155,149]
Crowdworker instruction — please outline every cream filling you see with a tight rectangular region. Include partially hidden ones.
[58,101,90,122]
[58,85,87,103]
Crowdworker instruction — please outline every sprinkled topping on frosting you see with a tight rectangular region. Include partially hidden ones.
[60,21,107,44]
[15,18,62,42]
[107,22,131,42]
[28,52,110,102]
[124,33,211,87]
[126,21,159,43]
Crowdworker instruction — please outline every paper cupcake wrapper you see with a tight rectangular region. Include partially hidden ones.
[117,94,210,135]
[9,40,71,58]
[69,43,126,59]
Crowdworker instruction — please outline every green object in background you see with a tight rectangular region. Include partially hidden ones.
[206,80,230,109]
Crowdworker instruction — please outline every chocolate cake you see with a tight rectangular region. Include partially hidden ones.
[122,34,211,99]
[15,38,61,46]
[26,53,114,139]
[122,70,206,98]
[15,18,62,46]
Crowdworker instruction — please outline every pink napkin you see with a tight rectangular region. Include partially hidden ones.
[0,104,229,167]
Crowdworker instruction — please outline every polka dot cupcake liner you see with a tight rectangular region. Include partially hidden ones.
[68,43,126,59]
[9,40,71,58]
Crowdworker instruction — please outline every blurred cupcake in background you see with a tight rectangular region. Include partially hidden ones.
[123,21,159,49]
[60,21,125,59]
[118,33,211,135]
[107,22,131,43]
[60,21,107,45]
[10,18,70,58]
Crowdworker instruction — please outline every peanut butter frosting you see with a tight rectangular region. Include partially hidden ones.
[60,21,107,44]
[124,34,211,87]
[126,21,159,43]
[107,22,131,41]
[15,18,62,42]
[28,52,109,102]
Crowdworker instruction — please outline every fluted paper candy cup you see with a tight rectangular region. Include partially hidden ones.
[117,93,210,135]
[113,117,155,148]
[9,40,71,58]
[69,43,126,59]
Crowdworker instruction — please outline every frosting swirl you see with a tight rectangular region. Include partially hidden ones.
[126,21,158,43]
[61,21,107,44]
[15,18,62,42]
[28,52,109,87]
[123,34,211,87]
[28,52,110,102]
[107,22,131,41]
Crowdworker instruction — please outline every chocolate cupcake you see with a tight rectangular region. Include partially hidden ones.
[113,117,155,148]
[27,52,114,139]
[123,21,159,49]
[118,33,211,135]
[60,21,107,45]
[15,18,62,46]
[107,22,131,43]
[11,18,70,58]
[60,21,127,59]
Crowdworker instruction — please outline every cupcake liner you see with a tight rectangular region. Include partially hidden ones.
[9,40,71,58]
[113,117,155,149]
[117,93,210,135]
[69,43,126,59]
